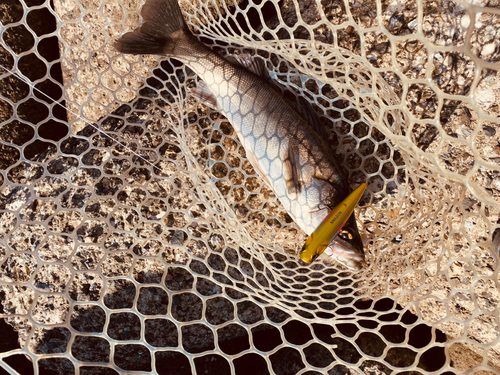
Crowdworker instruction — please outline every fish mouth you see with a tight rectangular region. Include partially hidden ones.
[324,238,365,271]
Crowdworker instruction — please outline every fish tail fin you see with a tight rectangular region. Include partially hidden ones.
[115,0,190,56]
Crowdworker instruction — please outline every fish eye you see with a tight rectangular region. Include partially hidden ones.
[339,230,353,241]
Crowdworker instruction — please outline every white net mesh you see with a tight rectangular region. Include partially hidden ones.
[1,0,500,373]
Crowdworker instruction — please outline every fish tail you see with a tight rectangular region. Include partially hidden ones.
[115,0,191,56]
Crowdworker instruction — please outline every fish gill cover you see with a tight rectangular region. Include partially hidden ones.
[0,0,499,374]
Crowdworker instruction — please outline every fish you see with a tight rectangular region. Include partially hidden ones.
[115,0,366,269]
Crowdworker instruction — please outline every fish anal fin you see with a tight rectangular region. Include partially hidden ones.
[189,81,219,111]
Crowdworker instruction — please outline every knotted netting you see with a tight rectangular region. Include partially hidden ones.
[1,0,500,373]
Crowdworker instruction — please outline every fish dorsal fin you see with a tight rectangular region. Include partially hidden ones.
[226,53,331,142]
[295,98,331,144]
[225,53,271,81]
[189,80,219,111]
[267,69,332,146]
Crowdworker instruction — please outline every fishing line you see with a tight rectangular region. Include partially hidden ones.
[0,63,165,173]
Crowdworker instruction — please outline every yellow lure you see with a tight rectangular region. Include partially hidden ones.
[299,183,367,263]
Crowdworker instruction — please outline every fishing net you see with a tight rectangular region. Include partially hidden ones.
[1,0,499,373]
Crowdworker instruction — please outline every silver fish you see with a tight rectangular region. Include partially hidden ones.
[115,0,366,269]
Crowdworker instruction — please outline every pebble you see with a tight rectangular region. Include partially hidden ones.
[482,43,496,57]
[461,14,470,28]
[475,87,495,109]
[483,125,496,137]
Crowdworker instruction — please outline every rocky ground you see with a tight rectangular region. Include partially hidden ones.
[1,0,500,374]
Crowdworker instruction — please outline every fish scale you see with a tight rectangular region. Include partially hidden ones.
[115,0,365,269]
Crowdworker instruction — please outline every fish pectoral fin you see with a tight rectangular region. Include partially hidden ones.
[246,150,273,188]
[189,80,219,111]
[284,143,303,197]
